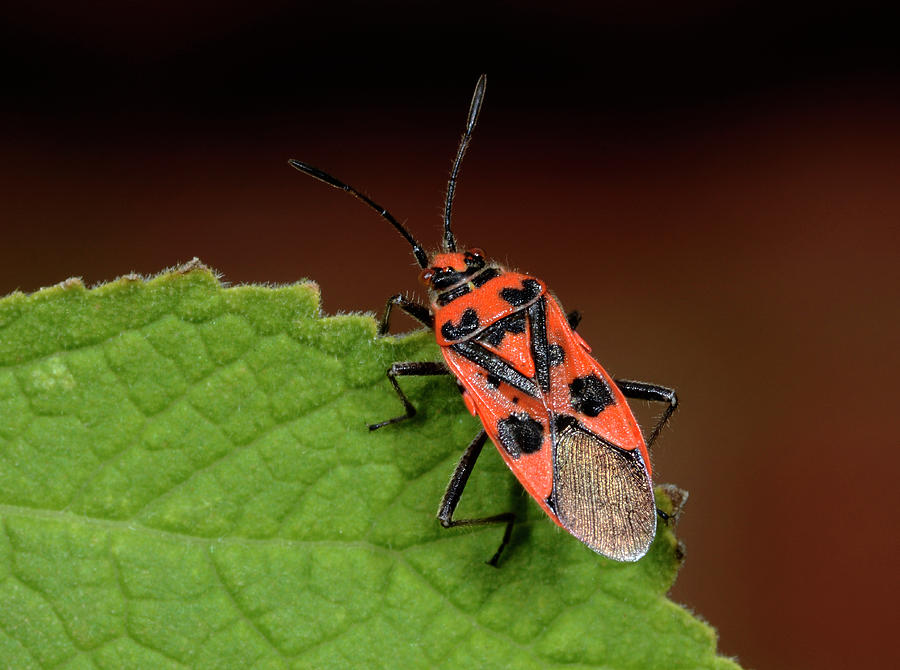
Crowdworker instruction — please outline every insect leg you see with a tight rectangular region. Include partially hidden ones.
[615,380,679,524]
[438,430,516,567]
[378,295,433,335]
[369,361,450,431]
[613,379,678,449]
[566,310,582,330]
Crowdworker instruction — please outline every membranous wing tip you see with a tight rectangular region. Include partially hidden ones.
[552,426,656,562]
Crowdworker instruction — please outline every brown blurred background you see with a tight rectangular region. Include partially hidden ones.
[2,2,898,668]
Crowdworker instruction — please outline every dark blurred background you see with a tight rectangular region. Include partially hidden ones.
[2,2,898,668]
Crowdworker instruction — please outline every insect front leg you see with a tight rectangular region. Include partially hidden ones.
[438,430,515,567]
[613,379,678,449]
[378,295,433,335]
[369,361,450,430]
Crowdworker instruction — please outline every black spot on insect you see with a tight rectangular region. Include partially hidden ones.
[497,413,544,458]
[441,308,480,341]
[478,312,526,347]
[463,252,486,272]
[512,396,519,405]
[554,414,578,434]
[437,284,471,306]
[548,344,565,366]
[431,268,465,289]
[486,373,501,388]
[569,374,614,417]
[481,328,504,347]
[431,256,486,291]
[472,267,500,287]
[500,279,541,307]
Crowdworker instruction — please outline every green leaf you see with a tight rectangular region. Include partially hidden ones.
[0,262,741,669]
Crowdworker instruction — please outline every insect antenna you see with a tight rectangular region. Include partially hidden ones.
[288,159,429,268]
[443,74,487,253]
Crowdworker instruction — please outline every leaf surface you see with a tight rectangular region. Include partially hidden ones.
[0,263,741,669]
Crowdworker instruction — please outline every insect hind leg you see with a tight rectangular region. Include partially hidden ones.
[438,430,516,567]
[613,379,678,449]
[566,312,677,449]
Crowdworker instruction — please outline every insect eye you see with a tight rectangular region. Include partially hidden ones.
[418,268,434,285]
[469,248,485,259]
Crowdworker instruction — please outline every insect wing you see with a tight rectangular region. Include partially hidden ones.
[539,296,657,559]
[553,425,655,560]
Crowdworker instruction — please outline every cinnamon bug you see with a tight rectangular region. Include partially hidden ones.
[289,75,677,564]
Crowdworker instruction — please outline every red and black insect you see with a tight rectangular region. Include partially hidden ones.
[290,75,677,564]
